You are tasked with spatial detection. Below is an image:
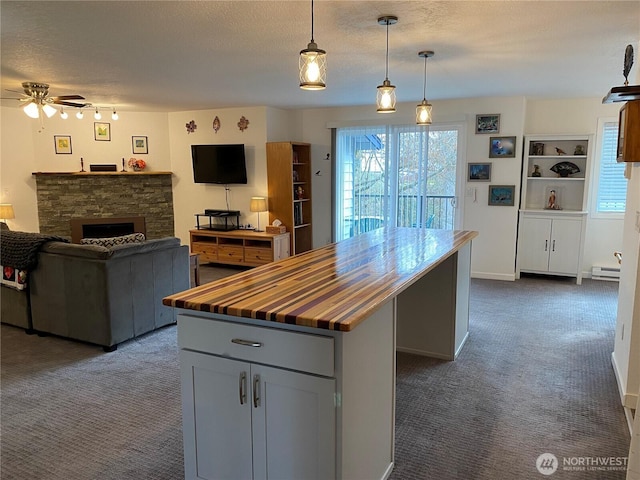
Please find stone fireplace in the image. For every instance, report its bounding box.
[33,172,175,240]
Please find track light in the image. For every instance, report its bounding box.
[376,16,398,113]
[76,110,84,119]
[94,108,102,120]
[60,107,68,119]
[111,108,118,120]
[299,0,326,90]
[416,51,434,125]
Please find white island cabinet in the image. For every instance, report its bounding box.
[165,228,478,480]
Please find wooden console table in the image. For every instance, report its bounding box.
[190,229,290,267]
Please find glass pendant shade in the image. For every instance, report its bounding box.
[300,42,327,90]
[76,110,84,119]
[60,108,68,119]
[416,99,433,125]
[23,102,39,118]
[112,109,119,120]
[377,79,397,113]
[42,104,56,118]
[94,108,102,120]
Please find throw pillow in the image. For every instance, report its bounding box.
[81,232,146,248]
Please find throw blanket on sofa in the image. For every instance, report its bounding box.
[1,231,68,290]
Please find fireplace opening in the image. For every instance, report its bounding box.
[70,216,146,243]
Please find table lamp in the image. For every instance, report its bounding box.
[0,204,15,224]
[250,197,267,232]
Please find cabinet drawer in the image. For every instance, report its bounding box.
[178,314,334,377]
[244,247,272,265]
[217,245,244,263]
[192,242,217,262]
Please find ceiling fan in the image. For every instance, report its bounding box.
[3,81,89,119]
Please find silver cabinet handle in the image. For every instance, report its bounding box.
[231,338,263,348]
[253,374,260,408]
[239,372,247,405]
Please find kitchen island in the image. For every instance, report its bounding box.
[164,227,477,480]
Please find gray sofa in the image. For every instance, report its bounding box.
[28,237,189,351]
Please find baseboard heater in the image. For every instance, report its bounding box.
[591,266,621,281]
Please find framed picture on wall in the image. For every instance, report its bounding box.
[54,135,72,154]
[468,163,492,181]
[489,136,516,158]
[94,122,111,141]
[475,114,500,134]
[488,185,515,206]
[132,136,148,154]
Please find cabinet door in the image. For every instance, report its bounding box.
[251,364,336,480]
[518,217,552,272]
[548,218,582,275]
[180,350,253,480]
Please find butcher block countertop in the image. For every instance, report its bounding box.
[163,227,478,332]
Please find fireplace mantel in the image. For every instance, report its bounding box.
[33,171,173,176]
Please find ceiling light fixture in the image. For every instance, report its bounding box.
[23,102,40,119]
[60,107,68,119]
[111,108,119,121]
[377,15,398,113]
[76,109,84,119]
[416,50,434,125]
[299,0,326,90]
[94,107,102,120]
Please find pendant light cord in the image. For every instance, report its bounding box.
[385,20,390,80]
[423,54,427,100]
[310,0,315,42]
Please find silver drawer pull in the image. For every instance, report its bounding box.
[231,338,263,348]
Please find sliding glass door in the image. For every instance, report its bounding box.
[335,123,463,241]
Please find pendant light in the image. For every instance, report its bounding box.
[299,0,326,90]
[376,16,398,113]
[94,107,102,120]
[416,50,434,125]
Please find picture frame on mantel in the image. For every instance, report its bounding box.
[132,136,148,154]
[54,135,72,154]
[94,122,111,141]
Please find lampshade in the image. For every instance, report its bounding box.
[299,0,326,90]
[42,104,56,118]
[76,110,84,119]
[112,109,119,120]
[376,16,398,113]
[23,102,39,119]
[94,108,102,120]
[250,197,268,212]
[60,108,68,119]
[416,50,434,125]
[0,204,15,221]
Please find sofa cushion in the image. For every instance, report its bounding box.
[81,232,146,247]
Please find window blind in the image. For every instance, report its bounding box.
[596,122,626,213]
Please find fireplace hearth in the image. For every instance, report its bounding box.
[70,216,146,243]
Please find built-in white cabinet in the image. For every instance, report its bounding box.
[516,135,592,284]
[180,350,335,480]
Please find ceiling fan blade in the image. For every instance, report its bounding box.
[54,100,89,107]
[5,89,25,95]
[51,95,85,101]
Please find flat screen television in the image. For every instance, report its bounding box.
[191,144,248,184]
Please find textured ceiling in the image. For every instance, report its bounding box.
[1,1,638,112]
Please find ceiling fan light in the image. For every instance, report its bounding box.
[42,104,57,118]
[300,43,326,90]
[76,110,84,119]
[60,108,68,119]
[111,109,118,120]
[94,108,102,120]
[23,102,40,119]
[416,99,433,125]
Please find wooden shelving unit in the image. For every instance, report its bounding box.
[266,142,313,255]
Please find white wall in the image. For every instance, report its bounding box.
[0,106,170,233]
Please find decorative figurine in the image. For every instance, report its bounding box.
[532,165,542,177]
[532,142,544,156]
[555,147,567,155]
[121,157,126,172]
[547,189,557,209]
[80,157,85,172]
[296,185,304,200]
[574,145,585,156]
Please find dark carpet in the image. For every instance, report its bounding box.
[1,274,630,479]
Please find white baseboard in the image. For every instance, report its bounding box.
[611,352,638,433]
[471,271,516,282]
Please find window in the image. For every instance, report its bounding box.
[593,118,626,216]
[334,123,463,241]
